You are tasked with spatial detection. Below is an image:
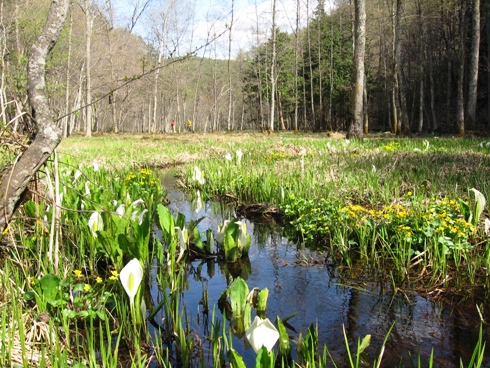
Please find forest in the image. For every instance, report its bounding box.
[1,0,488,137]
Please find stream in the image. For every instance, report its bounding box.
[148,170,490,367]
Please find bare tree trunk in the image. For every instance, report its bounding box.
[103,0,118,133]
[294,0,300,132]
[317,6,323,130]
[0,3,8,127]
[487,0,490,128]
[456,0,466,137]
[63,10,73,138]
[328,5,334,130]
[212,42,218,131]
[446,59,451,131]
[363,83,368,134]
[428,43,438,131]
[227,0,234,131]
[466,0,480,128]
[306,0,315,127]
[349,0,366,138]
[269,0,277,132]
[278,89,286,130]
[84,0,93,137]
[391,0,399,134]
[152,17,168,134]
[417,0,424,134]
[395,0,410,135]
[0,0,70,230]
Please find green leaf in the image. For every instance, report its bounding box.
[39,274,61,304]
[256,288,269,311]
[176,212,186,229]
[255,346,274,368]
[227,348,246,368]
[229,277,248,316]
[23,200,40,219]
[24,291,36,301]
[224,225,238,261]
[358,334,371,355]
[276,317,292,363]
[157,204,175,244]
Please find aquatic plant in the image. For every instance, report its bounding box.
[217,219,251,262]
[119,258,143,311]
[245,316,279,353]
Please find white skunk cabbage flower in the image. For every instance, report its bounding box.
[236,149,243,165]
[88,212,103,237]
[137,209,148,225]
[85,181,91,195]
[131,209,148,225]
[470,188,486,225]
[116,204,125,218]
[194,190,203,213]
[73,170,82,183]
[119,258,143,310]
[225,153,233,162]
[245,316,279,353]
[131,198,145,207]
[175,226,188,263]
[192,166,205,185]
[235,221,249,249]
[216,220,230,245]
[92,160,99,171]
[485,218,490,236]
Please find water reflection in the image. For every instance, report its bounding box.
[151,169,490,367]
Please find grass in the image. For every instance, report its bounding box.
[0,131,489,367]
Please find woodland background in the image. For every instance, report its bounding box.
[0,0,488,136]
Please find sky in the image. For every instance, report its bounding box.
[192,0,332,58]
[116,0,335,59]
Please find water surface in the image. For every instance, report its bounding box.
[149,170,489,367]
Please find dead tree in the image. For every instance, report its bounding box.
[0,0,70,230]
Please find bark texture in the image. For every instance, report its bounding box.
[466,0,480,128]
[0,0,70,230]
[349,0,366,138]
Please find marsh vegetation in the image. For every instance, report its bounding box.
[0,132,489,367]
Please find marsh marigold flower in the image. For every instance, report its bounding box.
[109,270,119,280]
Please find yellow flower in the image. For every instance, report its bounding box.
[109,270,119,280]
[2,226,9,235]
[84,284,91,292]
[73,269,82,278]
[96,277,103,283]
